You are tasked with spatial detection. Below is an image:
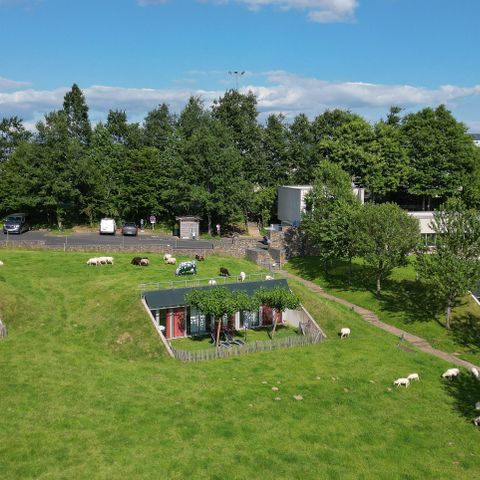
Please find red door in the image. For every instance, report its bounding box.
[262,306,274,325]
[173,308,186,337]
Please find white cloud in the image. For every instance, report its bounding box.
[137,0,358,23]
[1,72,480,129]
[0,76,31,89]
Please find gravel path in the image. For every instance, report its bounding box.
[282,270,480,370]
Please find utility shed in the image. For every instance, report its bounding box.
[176,216,200,239]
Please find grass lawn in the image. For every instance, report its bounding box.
[170,325,300,352]
[286,256,480,366]
[0,250,479,479]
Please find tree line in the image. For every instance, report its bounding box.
[1,84,479,231]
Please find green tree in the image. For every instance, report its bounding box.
[402,105,475,210]
[0,116,30,163]
[302,161,361,274]
[254,287,300,338]
[143,103,175,151]
[416,198,480,329]
[262,114,289,186]
[186,288,254,348]
[62,84,92,144]
[288,113,316,184]
[358,202,420,295]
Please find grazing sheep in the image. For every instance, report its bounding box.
[165,257,177,265]
[442,368,460,380]
[471,367,479,379]
[407,373,420,382]
[163,253,172,261]
[340,327,351,339]
[87,257,100,266]
[195,254,205,261]
[208,279,217,286]
[140,258,150,266]
[394,378,410,388]
[131,257,142,266]
[219,267,230,277]
[265,275,274,280]
[473,416,480,426]
[98,256,114,265]
[239,271,246,283]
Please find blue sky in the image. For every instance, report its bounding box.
[1,0,480,130]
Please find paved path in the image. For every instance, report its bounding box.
[282,270,480,370]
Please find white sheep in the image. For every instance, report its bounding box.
[163,253,172,261]
[87,257,100,266]
[407,373,420,382]
[471,367,479,379]
[140,258,150,266]
[165,257,176,265]
[442,368,460,380]
[265,275,274,280]
[473,416,480,426]
[340,327,351,339]
[239,271,246,283]
[208,279,217,286]
[97,256,114,265]
[393,378,410,388]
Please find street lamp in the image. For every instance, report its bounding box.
[228,70,245,90]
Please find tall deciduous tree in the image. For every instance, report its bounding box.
[302,161,361,274]
[402,105,475,210]
[0,116,30,163]
[416,198,480,329]
[288,113,316,184]
[143,103,175,151]
[358,202,419,295]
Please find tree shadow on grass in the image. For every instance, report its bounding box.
[451,313,480,355]
[442,375,480,422]
[377,278,444,325]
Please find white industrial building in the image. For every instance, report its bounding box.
[277,185,435,243]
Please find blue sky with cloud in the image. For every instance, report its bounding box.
[1,0,480,130]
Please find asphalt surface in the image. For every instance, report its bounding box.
[2,230,215,250]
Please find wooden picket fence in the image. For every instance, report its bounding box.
[170,331,323,363]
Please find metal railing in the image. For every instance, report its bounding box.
[139,272,281,294]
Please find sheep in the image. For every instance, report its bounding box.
[265,275,274,280]
[165,257,177,265]
[393,378,410,388]
[163,253,172,261]
[140,258,150,266]
[473,416,480,426]
[340,327,351,339]
[407,373,420,382]
[471,367,479,379]
[195,254,205,261]
[442,368,460,380]
[208,279,217,286]
[98,256,114,265]
[219,267,230,277]
[131,257,142,265]
[239,271,246,283]
[87,257,100,266]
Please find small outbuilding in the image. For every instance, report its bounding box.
[175,216,201,240]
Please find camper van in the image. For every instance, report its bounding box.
[99,218,116,235]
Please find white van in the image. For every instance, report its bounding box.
[99,218,116,235]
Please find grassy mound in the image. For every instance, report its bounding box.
[0,250,479,479]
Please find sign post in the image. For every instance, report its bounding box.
[149,215,156,230]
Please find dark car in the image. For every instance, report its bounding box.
[3,213,30,234]
[121,222,138,236]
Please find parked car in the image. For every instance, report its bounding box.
[3,213,30,234]
[99,218,116,235]
[121,222,138,236]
